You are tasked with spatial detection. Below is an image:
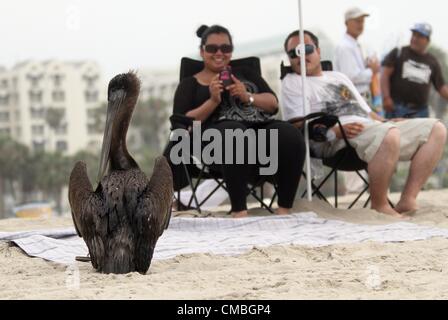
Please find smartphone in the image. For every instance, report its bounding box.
[219,66,233,88]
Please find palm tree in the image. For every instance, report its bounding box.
[32,151,72,215]
[427,44,448,188]
[129,98,170,175]
[71,150,100,184]
[90,102,107,134]
[0,136,29,218]
[45,107,65,130]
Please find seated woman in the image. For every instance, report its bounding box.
[172,24,305,218]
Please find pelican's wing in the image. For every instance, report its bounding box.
[133,156,173,273]
[68,161,107,269]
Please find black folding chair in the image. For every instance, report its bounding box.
[280,60,378,209]
[165,56,278,213]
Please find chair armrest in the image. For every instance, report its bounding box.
[169,114,195,130]
[288,112,341,142]
[287,112,329,125]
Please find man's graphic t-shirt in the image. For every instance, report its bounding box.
[281,71,372,125]
[382,46,445,107]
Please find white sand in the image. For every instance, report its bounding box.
[1,189,448,300]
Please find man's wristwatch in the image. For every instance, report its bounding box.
[247,93,254,106]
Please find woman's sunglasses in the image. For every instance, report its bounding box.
[287,44,315,59]
[203,44,234,54]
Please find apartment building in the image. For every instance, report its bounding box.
[0,60,105,155]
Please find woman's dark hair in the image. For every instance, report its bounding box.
[283,30,319,52]
[196,24,233,47]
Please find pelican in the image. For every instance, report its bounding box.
[68,72,173,274]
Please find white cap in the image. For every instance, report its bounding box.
[345,7,369,22]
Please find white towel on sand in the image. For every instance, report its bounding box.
[2,212,448,265]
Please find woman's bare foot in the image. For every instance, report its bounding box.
[371,204,408,219]
[232,210,248,218]
[276,207,290,215]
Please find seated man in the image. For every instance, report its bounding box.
[280,29,447,217]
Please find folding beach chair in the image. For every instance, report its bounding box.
[164,57,278,213]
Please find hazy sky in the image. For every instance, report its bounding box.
[1,0,447,79]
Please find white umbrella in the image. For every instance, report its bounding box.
[298,0,312,201]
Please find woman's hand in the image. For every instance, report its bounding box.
[227,75,250,103]
[209,74,223,104]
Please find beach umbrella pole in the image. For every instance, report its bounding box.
[298,0,312,201]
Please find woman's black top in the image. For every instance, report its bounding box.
[173,66,278,126]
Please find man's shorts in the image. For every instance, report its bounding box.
[318,118,440,163]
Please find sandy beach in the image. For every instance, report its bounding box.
[1,189,448,300]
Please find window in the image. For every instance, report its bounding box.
[32,141,45,152]
[85,91,98,103]
[53,74,63,87]
[0,128,11,137]
[54,124,68,135]
[87,123,99,134]
[0,95,9,106]
[27,74,42,87]
[0,79,7,89]
[0,112,10,122]
[83,74,98,87]
[30,107,45,119]
[11,93,19,105]
[87,108,96,117]
[32,125,44,135]
[29,91,43,103]
[56,140,68,152]
[52,91,65,102]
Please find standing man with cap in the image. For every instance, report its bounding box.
[334,7,380,194]
[381,23,448,118]
[334,7,380,107]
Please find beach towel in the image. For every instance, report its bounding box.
[2,212,448,265]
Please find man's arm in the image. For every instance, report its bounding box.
[334,46,374,86]
[330,122,365,139]
[370,111,385,122]
[280,76,306,123]
[381,66,395,112]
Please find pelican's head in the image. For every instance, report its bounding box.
[107,72,140,101]
[97,72,141,183]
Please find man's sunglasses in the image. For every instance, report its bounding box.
[203,44,234,54]
[287,44,315,59]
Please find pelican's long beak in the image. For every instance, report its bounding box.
[97,89,126,183]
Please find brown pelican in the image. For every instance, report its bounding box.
[68,72,173,274]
